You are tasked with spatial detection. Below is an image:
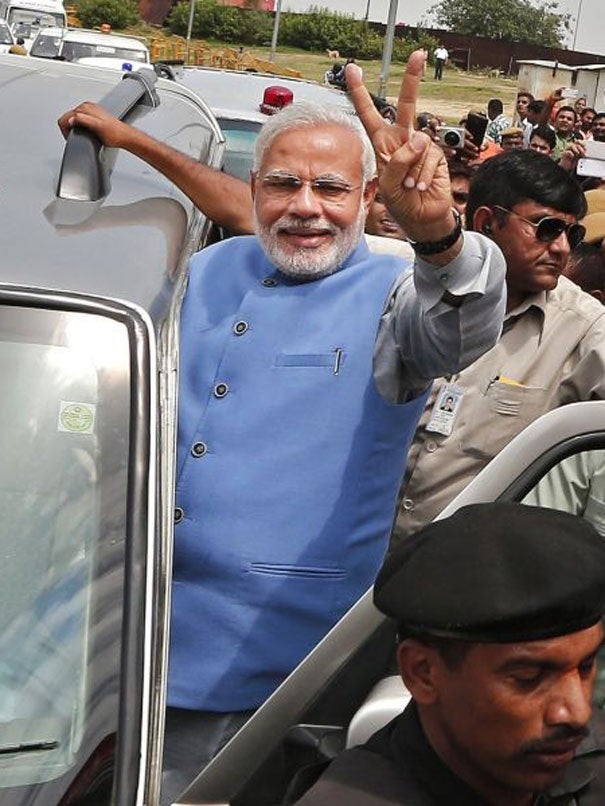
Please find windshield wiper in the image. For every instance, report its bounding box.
[0,740,58,755]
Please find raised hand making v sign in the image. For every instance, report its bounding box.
[346,50,461,264]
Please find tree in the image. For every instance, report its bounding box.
[427,0,571,48]
[74,0,139,29]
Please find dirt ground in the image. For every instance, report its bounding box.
[388,72,520,123]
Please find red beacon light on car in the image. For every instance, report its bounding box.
[260,86,294,115]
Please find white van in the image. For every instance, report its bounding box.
[30,26,150,68]
[0,0,66,49]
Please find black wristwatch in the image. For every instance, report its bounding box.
[408,209,462,256]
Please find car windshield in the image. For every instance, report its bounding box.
[0,304,130,802]
[61,40,148,63]
[217,118,261,181]
[0,24,12,44]
[8,9,63,28]
[29,31,61,56]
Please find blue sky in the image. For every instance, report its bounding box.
[282,0,602,58]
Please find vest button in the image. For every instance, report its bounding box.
[233,320,249,336]
[402,498,414,511]
[174,507,184,524]
[191,441,207,457]
[214,382,229,398]
[261,277,277,287]
[426,441,437,453]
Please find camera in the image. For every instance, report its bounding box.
[436,126,466,150]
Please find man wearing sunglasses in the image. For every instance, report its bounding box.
[393,148,605,546]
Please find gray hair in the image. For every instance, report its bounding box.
[252,101,376,183]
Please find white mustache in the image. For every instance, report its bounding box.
[273,216,338,234]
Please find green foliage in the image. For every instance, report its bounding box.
[279,6,361,54]
[167,2,434,59]
[392,31,439,63]
[74,0,139,29]
[427,0,571,48]
[167,0,272,46]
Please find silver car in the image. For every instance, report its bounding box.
[0,54,223,805]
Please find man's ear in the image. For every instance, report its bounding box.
[473,206,496,237]
[250,170,257,201]
[363,176,379,213]
[397,639,441,706]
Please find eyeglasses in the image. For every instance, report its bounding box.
[259,173,361,204]
[493,205,585,249]
[452,191,468,204]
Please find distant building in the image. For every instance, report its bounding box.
[517,60,575,101]
[138,0,172,26]
[517,59,605,111]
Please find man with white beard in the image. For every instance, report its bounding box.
[60,52,507,802]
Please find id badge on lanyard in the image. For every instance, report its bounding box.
[426,382,464,436]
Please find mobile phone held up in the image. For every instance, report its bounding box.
[465,112,489,147]
[577,140,605,178]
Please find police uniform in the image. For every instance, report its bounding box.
[294,704,605,805]
[293,503,605,805]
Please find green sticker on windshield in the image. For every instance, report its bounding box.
[58,401,95,435]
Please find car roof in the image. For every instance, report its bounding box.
[32,25,64,36]
[7,0,64,10]
[178,65,355,125]
[62,28,148,50]
[0,56,223,323]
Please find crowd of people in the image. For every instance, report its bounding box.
[59,51,605,804]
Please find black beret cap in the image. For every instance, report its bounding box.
[375,503,605,643]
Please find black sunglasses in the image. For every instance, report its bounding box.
[493,205,585,249]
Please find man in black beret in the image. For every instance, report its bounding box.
[294,503,605,805]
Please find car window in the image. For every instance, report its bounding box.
[0,304,131,802]
[522,449,605,702]
[30,32,61,57]
[59,39,149,64]
[217,117,261,181]
[8,10,62,28]
[522,450,605,535]
[0,24,12,44]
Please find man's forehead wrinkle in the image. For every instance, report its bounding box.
[488,633,605,672]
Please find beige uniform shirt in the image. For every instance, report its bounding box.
[393,276,605,543]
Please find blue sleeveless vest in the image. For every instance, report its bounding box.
[169,237,428,711]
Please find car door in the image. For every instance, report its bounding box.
[177,400,605,805]
[0,290,158,805]
[0,55,225,806]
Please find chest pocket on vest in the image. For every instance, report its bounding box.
[244,563,347,622]
[461,380,549,460]
[274,351,345,370]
